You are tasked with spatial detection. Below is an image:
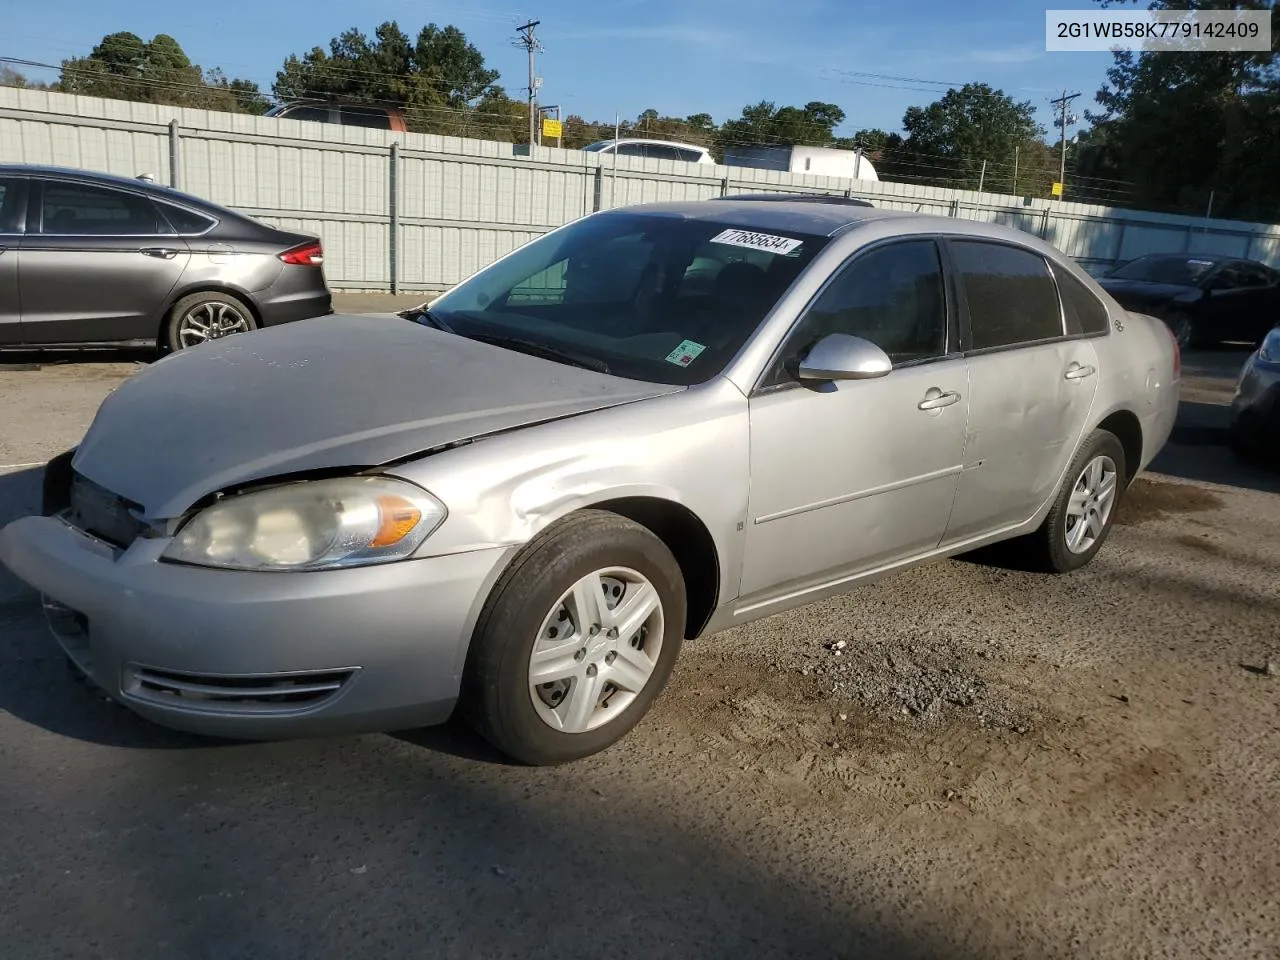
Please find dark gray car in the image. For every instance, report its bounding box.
[0,165,332,351]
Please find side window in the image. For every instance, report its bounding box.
[614,143,648,158]
[0,179,20,232]
[1235,263,1272,288]
[156,202,216,235]
[507,260,568,306]
[503,233,655,308]
[1052,264,1110,336]
[764,240,948,386]
[338,106,391,129]
[40,182,170,236]
[1208,264,1243,290]
[279,105,331,124]
[677,148,705,164]
[950,240,1063,350]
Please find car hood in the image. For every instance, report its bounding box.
[1096,278,1200,303]
[72,314,684,518]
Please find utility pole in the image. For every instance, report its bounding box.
[1050,89,1081,198]
[514,20,541,147]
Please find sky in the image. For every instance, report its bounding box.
[4,0,1119,139]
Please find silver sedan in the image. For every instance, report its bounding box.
[0,199,1181,764]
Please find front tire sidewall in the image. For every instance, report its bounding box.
[464,512,687,765]
[1042,430,1127,573]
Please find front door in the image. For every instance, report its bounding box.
[941,239,1100,544]
[740,238,970,605]
[18,178,190,345]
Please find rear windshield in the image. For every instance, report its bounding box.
[424,212,830,385]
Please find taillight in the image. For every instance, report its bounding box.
[279,241,324,266]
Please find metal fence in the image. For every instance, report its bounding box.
[3,86,1279,292]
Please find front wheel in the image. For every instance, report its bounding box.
[462,510,687,765]
[1009,429,1127,574]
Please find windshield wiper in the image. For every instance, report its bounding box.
[465,333,612,375]
[398,305,455,333]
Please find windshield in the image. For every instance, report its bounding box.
[1108,255,1217,286]
[423,212,830,385]
[581,141,613,152]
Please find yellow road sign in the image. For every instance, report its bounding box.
[542,118,563,139]
[1051,181,1064,197]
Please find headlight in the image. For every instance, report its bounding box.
[1259,328,1280,363]
[162,476,446,571]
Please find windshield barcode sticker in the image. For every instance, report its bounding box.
[709,229,804,255]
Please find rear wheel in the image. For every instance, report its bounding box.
[462,510,686,765]
[1007,429,1127,574]
[164,291,258,352]
[1165,310,1201,350]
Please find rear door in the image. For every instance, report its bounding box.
[18,177,191,345]
[940,239,1101,545]
[0,177,24,345]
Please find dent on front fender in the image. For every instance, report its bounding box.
[386,383,752,587]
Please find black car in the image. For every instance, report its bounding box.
[1228,324,1280,468]
[0,165,333,352]
[1096,253,1280,350]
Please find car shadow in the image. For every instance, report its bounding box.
[0,347,156,370]
[1155,400,1280,494]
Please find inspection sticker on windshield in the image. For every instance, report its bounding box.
[665,339,707,367]
[709,228,804,256]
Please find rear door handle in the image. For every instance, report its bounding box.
[140,247,179,260]
[1064,363,1096,381]
[918,388,962,411]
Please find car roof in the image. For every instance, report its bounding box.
[586,138,710,152]
[0,163,246,218]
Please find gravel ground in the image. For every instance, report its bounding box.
[1,346,1278,959]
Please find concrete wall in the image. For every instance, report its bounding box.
[3,86,1279,292]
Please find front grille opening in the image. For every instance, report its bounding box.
[126,666,356,712]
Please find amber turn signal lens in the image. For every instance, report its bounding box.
[369,495,423,548]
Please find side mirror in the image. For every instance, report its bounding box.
[798,333,892,382]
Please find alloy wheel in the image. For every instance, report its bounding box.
[178,300,252,348]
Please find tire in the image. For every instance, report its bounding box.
[462,509,687,766]
[164,291,259,353]
[1165,310,1203,350]
[1009,429,1127,574]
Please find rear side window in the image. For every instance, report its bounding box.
[157,202,216,235]
[1053,264,1110,335]
[677,148,707,163]
[40,181,170,235]
[950,240,1063,350]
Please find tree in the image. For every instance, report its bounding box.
[273,21,500,135]
[1085,0,1280,217]
[56,32,265,113]
[894,82,1043,192]
[0,65,53,90]
[714,100,846,158]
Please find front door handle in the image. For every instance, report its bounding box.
[140,247,179,260]
[1064,362,1096,381]
[918,388,962,411]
